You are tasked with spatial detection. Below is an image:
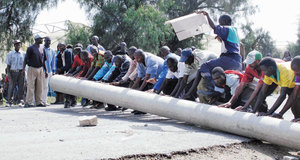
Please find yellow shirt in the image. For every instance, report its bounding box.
[263,62,295,88]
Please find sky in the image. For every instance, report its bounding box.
[35,0,300,48]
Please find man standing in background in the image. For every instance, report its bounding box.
[42,37,55,106]
[5,40,26,107]
[23,35,48,107]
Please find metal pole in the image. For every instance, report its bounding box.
[50,75,300,150]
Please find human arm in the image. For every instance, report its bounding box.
[252,83,269,113]
[199,11,215,30]
[131,77,141,89]
[156,78,169,94]
[236,82,263,111]
[170,78,183,97]
[261,87,289,116]
[219,82,246,108]
[139,74,151,91]
[87,66,100,80]
[273,86,300,118]
[182,70,201,99]
[174,75,188,98]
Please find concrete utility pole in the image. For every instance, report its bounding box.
[50,75,300,150]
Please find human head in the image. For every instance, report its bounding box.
[284,51,291,57]
[219,14,232,26]
[175,48,182,56]
[134,49,145,63]
[44,36,51,48]
[166,56,178,72]
[104,50,113,63]
[127,46,137,60]
[80,50,89,62]
[57,43,62,51]
[60,43,66,52]
[114,55,125,68]
[91,36,99,45]
[90,45,98,57]
[259,57,277,77]
[66,44,73,49]
[191,46,196,51]
[34,34,43,45]
[244,50,263,69]
[74,43,83,55]
[291,56,300,76]
[13,40,21,52]
[179,48,193,65]
[160,46,170,58]
[120,42,127,51]
[211,67,226,87]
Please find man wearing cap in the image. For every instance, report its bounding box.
[42,37,55,106]
[5,40,26,107]
[174,48,217,100]
[23,35,48,107]
[218,51,266,109]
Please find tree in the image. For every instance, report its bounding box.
[0,0,58,60]
[240,22,277,57]
[77,0,256,54]
[65,21,92,48]
[287,20,300,57]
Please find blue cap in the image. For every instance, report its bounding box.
[179,48,193,62]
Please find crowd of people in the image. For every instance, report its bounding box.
[1,11,299,123]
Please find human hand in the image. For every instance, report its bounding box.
[271,113,283,119]
[257,112,270,117]
[218,102,232,108]
[110,82,120,86]
[196,11,208,16]
[45,73,48,78]
[146,78,156,84]
[235,106,248,112]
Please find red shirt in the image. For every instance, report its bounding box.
[78,56,93,77]
[72,54,83,68]
[241,58,285,84]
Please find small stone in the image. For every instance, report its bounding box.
[144,124,148,127]
[283,156,299,160]
[59,139,64,142]
[79,115,98,126]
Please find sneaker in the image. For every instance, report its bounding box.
[64,102,70,108]
[45,103,50,106]
[18,103,23,107]
[5,103,11,107]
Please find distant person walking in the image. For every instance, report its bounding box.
[5,40,26,107]
[23,35,48,107]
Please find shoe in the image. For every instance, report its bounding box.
[18,103,23,107]
[5,103,11,107]
[45,103,50,106]
[121,107,128,111]
[24,104,34,108]
[64,102,70,108]
[36,104,46,107]
[105,105,119,111]
[91,103,104,109]
[52,101,64,104]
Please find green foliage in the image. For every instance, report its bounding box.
[76,0,256,54]
[65,22,92,48]
[0,0,58,60]
[287,21,300,57]
[241,23,277,57]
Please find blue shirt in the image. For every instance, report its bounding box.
[153,53,180,90]
[44,46,56,73]
[93,61,113,81]
[137,52,164,79]
[214,25,240,54]
[5,50,26,70]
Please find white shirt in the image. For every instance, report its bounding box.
[166,62,185,79]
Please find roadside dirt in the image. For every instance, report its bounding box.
[113,141,300,160]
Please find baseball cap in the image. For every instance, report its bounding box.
[179,48,193,62]
[244,50,262,65]
[34,34,44,40]
[13,40,21,44]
